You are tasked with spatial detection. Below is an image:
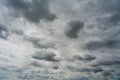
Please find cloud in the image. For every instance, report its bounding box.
[71,77,88,80]
[67,65,104,73]
[31,61,41,67]
[101,71,112,77]
[84,38,120,50]
[79,67,104,73]
[25,36,55,49]
[32,51,60,62]
[12,30,24,35]
[52,65,59,69]
[99,0,120,25]
[74,54,96,61]
[0,25,8,39]
[93,59,120,67]
[0,0,120,80]
[8,0,57,23]
[32,41,55,49]
[65,20,84,38]
[108,13,120,25]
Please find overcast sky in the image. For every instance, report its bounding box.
[0,0,120,80]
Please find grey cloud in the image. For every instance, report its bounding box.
[12,30,24,35]
[74,54,96,61]
[25,36,40,43]
[101,71,112,77]
[65,20,84,38]
[84,41,106,50]
[78,67,104,73]
[68,65,103,73]
[32,51,60,62]
[31,61,42,67]
[25,36,55,49]
[0,25,8,39]
[70,77,88,80]
[8,0,57,23]
[93,60,120,67]
[88,0,120,24]
[84,38,120,50]
[33,42,55,49]
[1,0,120,80]
[52,65,59,70]
[8,0,29,9]
[108,13,120,25]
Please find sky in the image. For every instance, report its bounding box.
[0,0,120,80]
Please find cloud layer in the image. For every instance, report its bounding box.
[0,0,120,80]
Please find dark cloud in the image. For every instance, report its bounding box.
[32,51,60,62]
[65,20,84,38]
[0,25,8,39]
[79,67,104,73]
[101,71,112,77]
[74,54,96,61]
[84,38,120,50]
[72,77,88,80]
[100,0,120,25]
[68,66,103,73]
[8,0,29,9]
[84,41,104,50]
[93,60,120,67]
[108,13,120,25]
[33,42,55,49]
[81,0,120,51]
[8,0,57,23]
[31,61,41,67]
[52,65,59,70]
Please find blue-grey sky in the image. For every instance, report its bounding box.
[0,0,120,80]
